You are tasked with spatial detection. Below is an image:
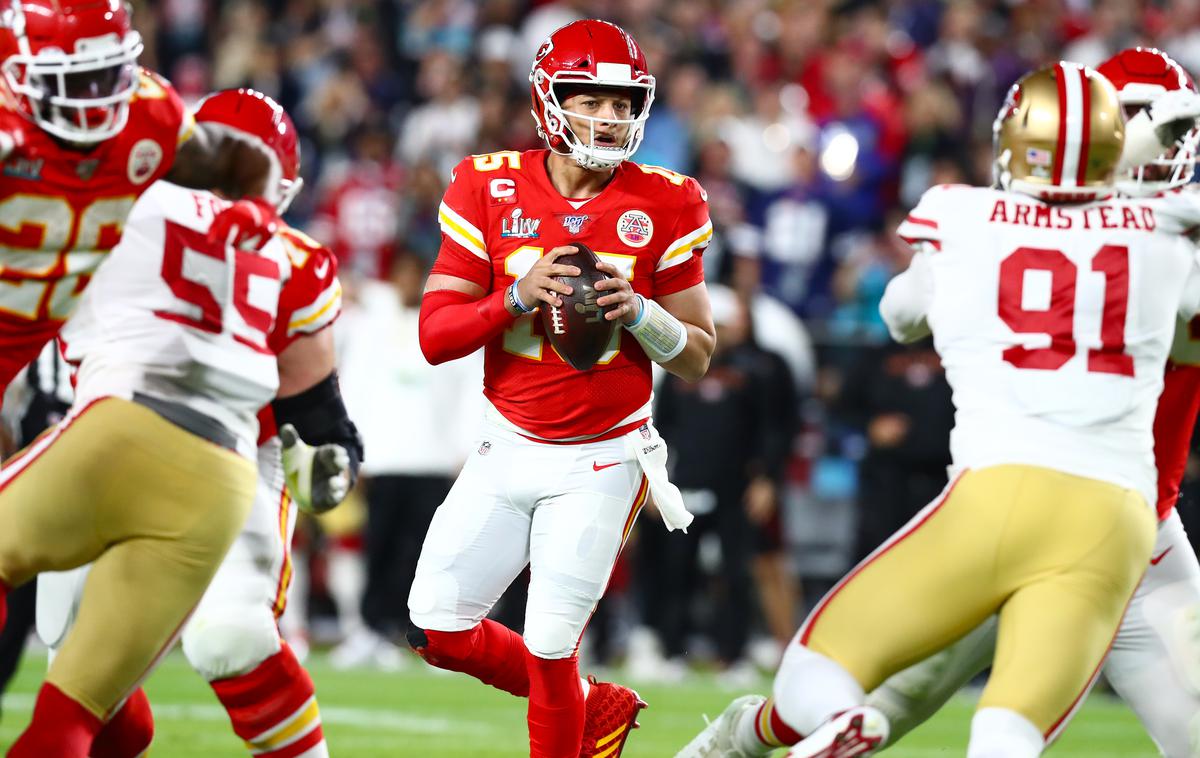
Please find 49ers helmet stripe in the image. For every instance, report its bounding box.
[1053,62,1089,188]
[1078,70,1092,187]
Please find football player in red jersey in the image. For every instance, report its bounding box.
[0,0,282,398]
[408,19,715,758]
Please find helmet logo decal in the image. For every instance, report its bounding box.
[127,138,162,184]
[617,209,653,248]
[535,38,553,63]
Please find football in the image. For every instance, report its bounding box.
[540,242,618,371]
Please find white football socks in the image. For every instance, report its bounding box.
[772,644,866,736]
[967,707,1044,758]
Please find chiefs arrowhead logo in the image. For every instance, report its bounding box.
[127,138,163,185]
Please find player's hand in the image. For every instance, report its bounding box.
[1146,88,1200,147]
[515,245,581,309]
[595,260,641,324]
[208,196,280,252]
[279,423,353,514]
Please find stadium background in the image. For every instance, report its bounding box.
[2,0,1199,755]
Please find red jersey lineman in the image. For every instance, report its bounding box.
[408,19,715,758]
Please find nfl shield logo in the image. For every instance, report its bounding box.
[478,441,492,456]
[639,424,651,441]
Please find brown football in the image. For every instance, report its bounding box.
[540,242,618,371]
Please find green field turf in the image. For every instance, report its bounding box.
[0,651,1161,756]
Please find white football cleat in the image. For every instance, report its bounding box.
[786,706,889,758]
[675,694,767,758]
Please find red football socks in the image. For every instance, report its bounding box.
[209,644,326,757]
[8,682,102,757]
[755,698,804,747]
[526,652,585,758]
[414,620,531,697]
[90,687,154,758]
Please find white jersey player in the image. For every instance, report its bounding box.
[61,178,288,454]
[849,49,1200,758]
[36,90,357,758]
[680,62,1200,758]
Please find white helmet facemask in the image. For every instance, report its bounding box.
[3,28,142,144]
[530,65,655,171]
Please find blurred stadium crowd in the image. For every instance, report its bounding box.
[118,0,1200,679]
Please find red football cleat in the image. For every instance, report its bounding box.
[579,676,647,757]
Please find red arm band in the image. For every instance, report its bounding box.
[419,288,514,364]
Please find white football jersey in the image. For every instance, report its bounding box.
[62,181,290,457]
[886,184,1200,504]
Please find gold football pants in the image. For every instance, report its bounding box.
[0,396,255,718]
[799,464,1156,738]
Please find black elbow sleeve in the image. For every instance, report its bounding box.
[271,370,364,478]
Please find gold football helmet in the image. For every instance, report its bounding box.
[993,62,1125,201]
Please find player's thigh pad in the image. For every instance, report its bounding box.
[524,436,646,658]
[408,429,538,632]
[979,466,1155,738]
[1105,510,1200,757]
[44,398,257,717]
[36,565,92,650]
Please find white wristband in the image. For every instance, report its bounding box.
[625,294,688,363]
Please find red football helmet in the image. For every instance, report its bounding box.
[194,88,302,213]
[529,20,655,171]
[0,0,143,143]
[1097,47,1199,196]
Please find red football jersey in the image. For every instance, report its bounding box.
[1154,318,1200,519]
[0,67,191,390]
[256,225,343,445]
[431,149,711,440]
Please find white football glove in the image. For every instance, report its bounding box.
[279,423,352,514]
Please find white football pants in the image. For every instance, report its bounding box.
[407,418,648,659]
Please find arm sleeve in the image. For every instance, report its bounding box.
[431,158,493,290]
[418,288,514,365]
[654,177,711,296]
[880,247,935,343]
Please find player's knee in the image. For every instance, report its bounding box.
[182,606,280,682]
[522,619,578,660]
[408,622,472,659]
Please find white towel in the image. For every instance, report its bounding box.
[625,422,693,532]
